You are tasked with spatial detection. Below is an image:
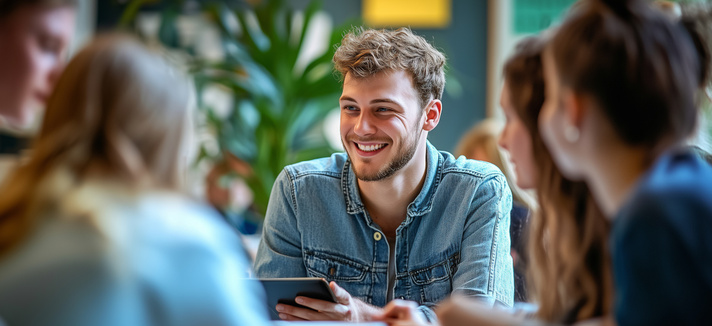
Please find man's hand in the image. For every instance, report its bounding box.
[275,281,381,321]
[374,299,434,326]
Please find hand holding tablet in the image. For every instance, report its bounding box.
[260,277,383,321]
[259,277,338,320]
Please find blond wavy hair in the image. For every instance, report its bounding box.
[333,27,446,109]
[0,34,192,256]
[503,36,613,322]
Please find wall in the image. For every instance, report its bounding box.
[290,0,489,152]
[97,0,489,153]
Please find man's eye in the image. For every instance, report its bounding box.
[376,107,390,112]
[343,105,358,111]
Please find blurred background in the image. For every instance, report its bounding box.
[67,0,708,233]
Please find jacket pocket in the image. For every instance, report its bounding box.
[409,253,460,304]
[303,250,372,303]
[304,250,367,282]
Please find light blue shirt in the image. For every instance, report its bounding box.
[0,185,270,326]
[255,142,514,315]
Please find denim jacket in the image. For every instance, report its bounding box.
[255,142,514,312]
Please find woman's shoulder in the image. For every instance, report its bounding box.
[82,188,244,265]
[614,149,712,247]
[630,150,712,210]
[0,186,245,283]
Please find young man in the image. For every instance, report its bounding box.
[254,28,514,322]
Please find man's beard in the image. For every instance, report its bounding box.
[346,131,421,182]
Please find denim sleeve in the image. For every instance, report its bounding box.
[451,174,514,307]
[253,169,307,278]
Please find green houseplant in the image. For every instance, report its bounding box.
[120,0,356,222]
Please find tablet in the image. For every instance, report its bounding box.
[259,277,338,320]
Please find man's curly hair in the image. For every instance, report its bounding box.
[333,27,446,109]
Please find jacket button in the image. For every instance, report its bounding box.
[373,232,382,241]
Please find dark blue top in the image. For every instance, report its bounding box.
[510,202,529,303]
[612,149,712,326]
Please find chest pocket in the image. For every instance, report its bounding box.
[409,252,460,305]
[304,250,368,282]
[303,250,372,303]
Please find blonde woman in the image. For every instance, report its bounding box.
[0,35,269,326]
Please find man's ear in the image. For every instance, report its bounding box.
[422,99,442,131]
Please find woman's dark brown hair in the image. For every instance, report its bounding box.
[549,0,699,150]
[503,36,613,323]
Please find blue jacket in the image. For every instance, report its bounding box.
[612,149,712,326]
[255,142,514,314]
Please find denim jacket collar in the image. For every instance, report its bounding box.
[342,141,441,217]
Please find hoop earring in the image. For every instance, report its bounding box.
[564,124,580,143]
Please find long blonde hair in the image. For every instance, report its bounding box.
[504,36,613,322]
[0,34,192,256]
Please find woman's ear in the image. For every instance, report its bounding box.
[562,89,587,130]
[422,99,442,131]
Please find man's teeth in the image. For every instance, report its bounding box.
[357,143,386,152]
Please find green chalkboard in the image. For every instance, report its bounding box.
[513,0,577,34]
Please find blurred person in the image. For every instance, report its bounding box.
[377,35,612,326]
[0,34,270,326]
[454,118,535,303]
[540,0,712,325]
[255,27,514,322]
[660,2,712,166]
[498,36,612,324]
[655,1,712,152]
[0,0,76,181]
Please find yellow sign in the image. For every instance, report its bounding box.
[363,0,452,28]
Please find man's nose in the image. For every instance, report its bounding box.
[354,112,376,136]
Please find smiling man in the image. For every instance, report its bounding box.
[254,27,513,322]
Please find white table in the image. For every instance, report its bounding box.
[273,322,387,326]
